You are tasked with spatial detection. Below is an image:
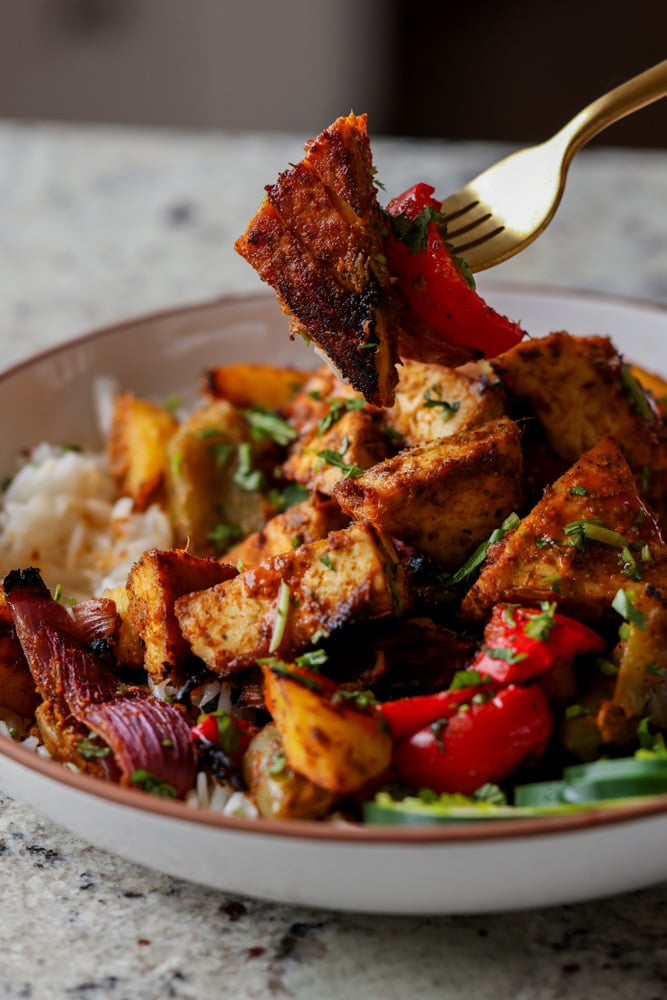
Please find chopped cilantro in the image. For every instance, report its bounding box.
[207,522,242,553]
[233,442,265,492]
[612,588,647,631]
[422,386,461,420]
[244,408,298,447]
[129,769,177,798]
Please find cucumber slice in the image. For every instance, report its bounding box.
[564,756,667,782]
[363,792,580,825]
[561,772,667,803]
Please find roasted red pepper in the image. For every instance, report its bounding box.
[384,182,524,359]
[392,683,553,796]
[379,683,494,741]
[469,603,605,686]
[191,710,257,764]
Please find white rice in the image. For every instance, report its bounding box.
[0,442,172,602]
[0,414,251,815]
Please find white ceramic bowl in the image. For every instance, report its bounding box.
[1,285,667,915]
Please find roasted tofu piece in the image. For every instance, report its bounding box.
[462,437,667,622]
[334,417,522,568]
[175,522,408,674]
[126,548,238,684]
[384,359,506,447]
[609,584,667,729]
[235,114,402,407]
[166,399,275,554]
[102,584,145,669]
[261,662,392,795]
[201,363,306,410]
[227,497,349,569]
[492,332,667,524]
[283,408,393,497]
[243,722,336,820]
[107,393,178,511]
[281,365,366,439]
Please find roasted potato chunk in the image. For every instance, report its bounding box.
[226,497,349,569]
[462,436,667,622]
[166,399,275,554]
[383,359,506,447]
[283,408,393,496]
[107,393,178,511]
[243,723,336,820]
[335,417,522,567]
[262,662,392,795]
[127,548,237,684]
[201,363,306,410]
[611,584,667,729]
[175,522,408,674]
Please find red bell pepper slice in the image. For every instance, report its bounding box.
[392,683,553,796]
[191,710,257,763]
[379,683,493,741]
[384,182,525,358]
[470,603,605,686]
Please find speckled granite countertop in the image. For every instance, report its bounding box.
[1,122,667,1000]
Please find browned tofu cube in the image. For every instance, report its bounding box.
[175,522,408,674]
[127,548,238,683]
[492,332,667,525]
[281,365,365,439]
[102,585,145,669]
[383,359,506,447]
[107,394,178,511]
[335,417,522,568]
[283,409,392,496]
[201,363,306,410]
[462,436,667,622]
[226,497,349,568]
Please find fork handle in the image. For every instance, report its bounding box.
[555,59,667,165]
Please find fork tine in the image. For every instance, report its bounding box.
[447,216,506,256]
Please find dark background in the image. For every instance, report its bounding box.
[0,0,663,147]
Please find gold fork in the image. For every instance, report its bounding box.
[441,59,667,272]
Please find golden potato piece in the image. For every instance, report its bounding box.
[107,393,178,511]
[262,662,392,795]
[611,584,667,729]
[243,723,336,820]
[383,359,506,447]
[175,522,408,674]
[201,363,306,410]
[462,437,667,622]
[166,399,274,554]
[335,417,522,568]
[127,548,237,684]
[227,497,349,569]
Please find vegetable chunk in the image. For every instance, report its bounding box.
[107,394,178,511]
[492,332,667,525]
[235,114,401,406]
[127,548,237,684]
[462,437,667,621]
[175,522,408,674]
[262,662,392,795]
[334,417,523,567]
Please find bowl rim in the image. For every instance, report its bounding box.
[2,284,667,847]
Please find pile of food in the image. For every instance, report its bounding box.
[2,113,667,825]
